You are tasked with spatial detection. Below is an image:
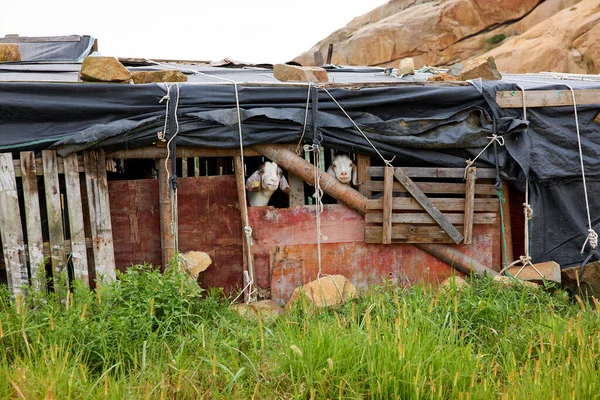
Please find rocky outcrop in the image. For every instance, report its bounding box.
[294,0,600,74]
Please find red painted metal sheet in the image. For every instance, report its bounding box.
[108,179,161,272]
[177,176,244,294]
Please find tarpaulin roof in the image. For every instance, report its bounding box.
[1,60,600,268]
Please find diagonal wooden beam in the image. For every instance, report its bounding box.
[393,168,464,244]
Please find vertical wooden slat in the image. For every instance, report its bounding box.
[181,158,188,178]
[42,150,66,276]
[500,180,514,266]
[20,152,45,289]
[234,156,252,303]
[382,165,393,244]
[84,150,116,281]
[0,153,29,295]
[63,154,89,286]
[194,157,200,176]
[157,157,174,268]
[463,167,477,245]
[288,174,305,206]
[356,154,371,197]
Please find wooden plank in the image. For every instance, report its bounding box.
[0,153,29,295]
[500,181,514,266]
[104,146,291,159]
[234,156,253,302]
[366,197,499,212]
[365,212,496,225]
[365,180,496,196]
[463,167,477,245]
[364,226,457,244]
[42,150,66,277]
[382,166,393,244]
[157,157,174,268]
[356,155,371,197]
[496,89,600,108]
[393,168,464,244]
[181,158,188,178]
[194,157,200,177]
[508,261,561,283]
[63,154,90,286]
[84,150,117,281]
[368,166,497,179]
[19,152,45,289]
[13,157,83,177]
[288,173,305,206]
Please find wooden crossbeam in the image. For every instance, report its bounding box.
[496,89,600,108]
[393,168,464,244]
[368,166,496,179]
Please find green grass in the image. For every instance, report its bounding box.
[1,264,599,399]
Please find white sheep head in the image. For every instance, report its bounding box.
[245,161,290,206]
[327,154,357,186]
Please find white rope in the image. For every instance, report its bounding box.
[320,86,395,168]
[464,134,505,179]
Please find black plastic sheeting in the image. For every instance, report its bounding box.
[1,79,600,267]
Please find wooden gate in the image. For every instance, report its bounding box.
[364,166,499,245]
[0,149,116,295]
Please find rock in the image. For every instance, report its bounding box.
[562,261,600,299]
[180,251,212,279]
[508,261,561,283]
[285,275,356,310]
[396,57,415,76]
[427,72,458,82]
[0,44,21,62]
[594,112,600,126]
[439,276,470,291]
[273,64,328,83]
[457,56,502,81]
[447,63,463,77]
[231,300,284,321]
[493,275,539,289]
[79,56,132,83]
[132,70,188,84]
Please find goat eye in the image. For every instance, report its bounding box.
[332,164,337,169]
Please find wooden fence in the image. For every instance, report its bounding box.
[0,149,116,295]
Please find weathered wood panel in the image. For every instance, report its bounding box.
[108,179,162,271]
[496,89,600,108]
[365,212,496,225]
[364,181,496,196]
[19,152,45,288]
[42,150,66,276]
[382,166,393,244]
[368,167,496,179]
[63,154,89,285]
[270,223,500,304]
[84,150,116,281]
[463,167,477,245]
[157,158,174,267]
[177,175,245,294]
[366,197,498,212]
[0,153,29,294]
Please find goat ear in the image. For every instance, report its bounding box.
[246,169,262,192]
[326,165,335,177]
[278,170,291,194]
[351,164,358,186]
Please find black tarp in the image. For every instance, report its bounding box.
[1,77,600,267]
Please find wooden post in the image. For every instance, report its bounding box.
[382,166,393,244]
[19,152,45,289]
[181,158,188,178]
[500,180,514,266]
[463,167,476,244]
[234,156,252,303]
[253,144,368,214]
[63,154,90,286]
[83,150,116,281]
[356,154,371,197]
[158,157,174,268]
[415,243,498,277]
[0,153,29,295]
[42,150,66,277]
[288,174,305,206]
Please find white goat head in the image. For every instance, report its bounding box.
[327,154,357,186]
[245,161,290,206]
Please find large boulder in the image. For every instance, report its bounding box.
[0,44,21,62]
[285,275,356,310]
[132,70,188,84]
[80,56,133,83]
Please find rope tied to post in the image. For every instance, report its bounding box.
[464,134,505,179]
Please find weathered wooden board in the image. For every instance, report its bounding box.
[382,166,393,244]
[366,197,498,212]
[368,167,497,179]
[365,212,496,225]
[0,153,29,294]
[463,167,477,244]
[108,179,162,271]
[496,89,600,108]
[42,150,66,276]
[177,175,245,294]
[158,158,174,267]
[364,181,496,196]
[84,150,116,281]
[19,152,45,288]
[356,154,371,197]
[63,154,89,285]
[13,157,83,177]
[288,173,305,206]
[270,223,500,305]
[365,225,459,244]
